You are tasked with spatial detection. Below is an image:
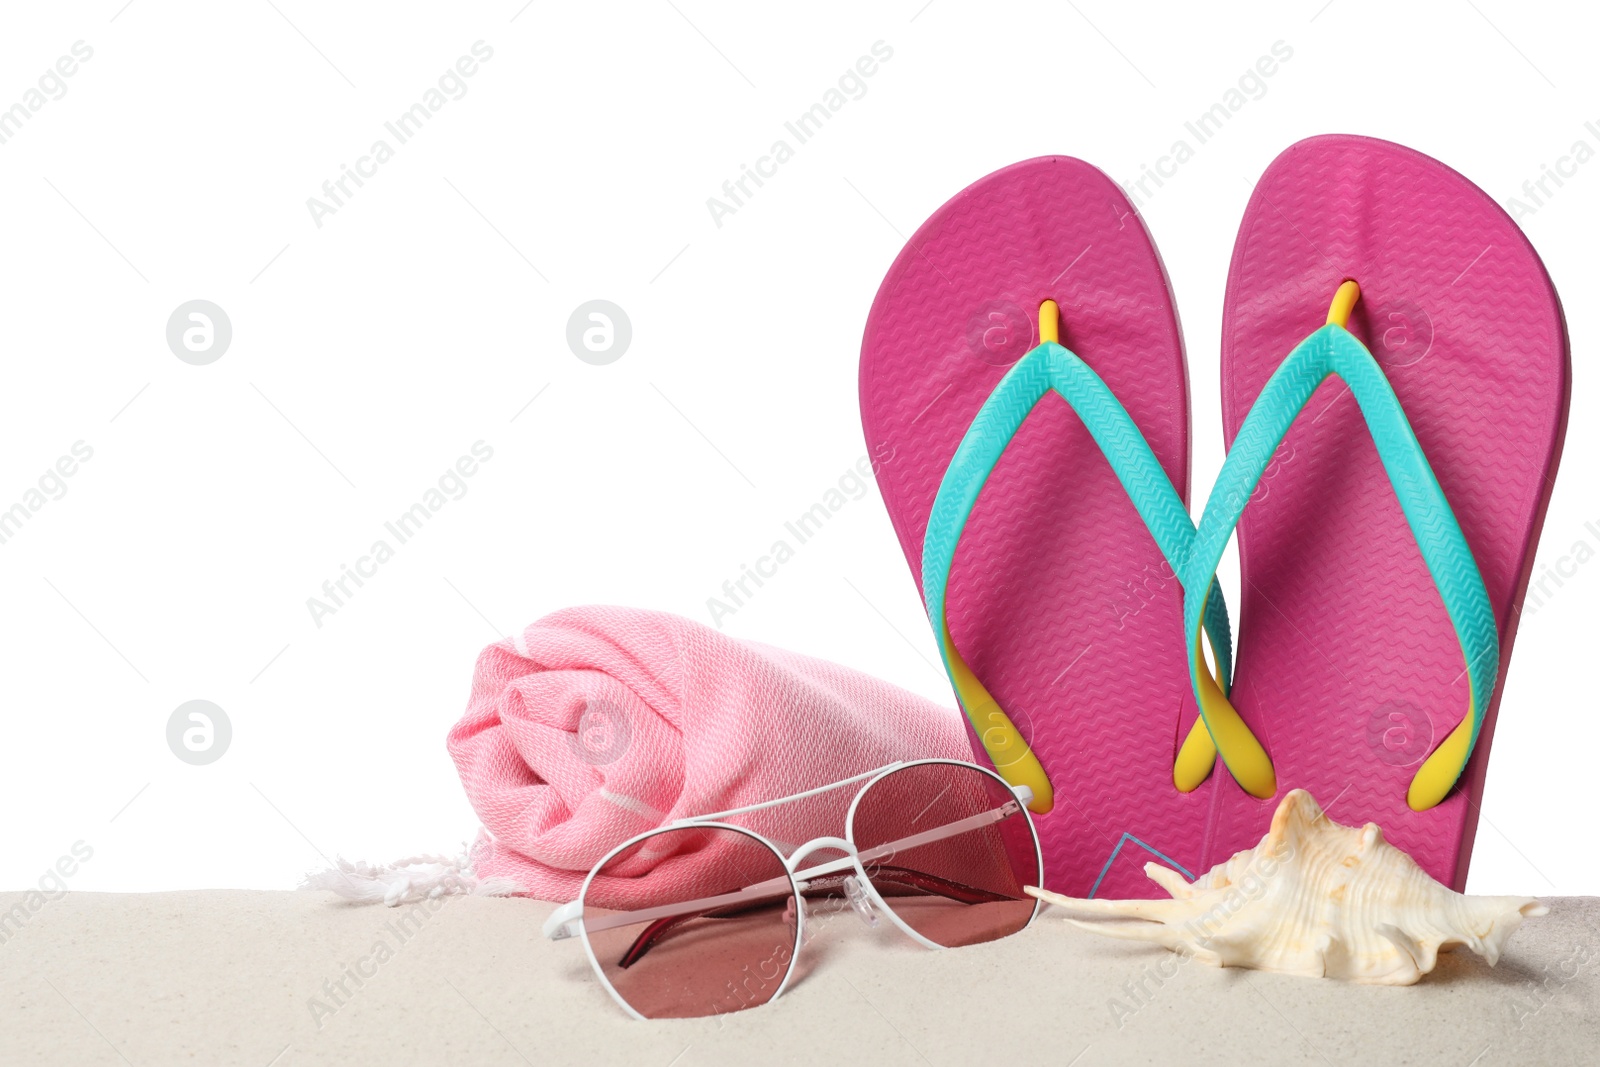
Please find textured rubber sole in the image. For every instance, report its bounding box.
[860,156,1215,898]
[1214,134,1570,889]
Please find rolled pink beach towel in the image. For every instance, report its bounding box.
[447,606,969,908]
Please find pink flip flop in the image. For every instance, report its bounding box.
[859,157,1240,898]
[1194,134,1570,889]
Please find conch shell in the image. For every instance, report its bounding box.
[1027,789,1547,985]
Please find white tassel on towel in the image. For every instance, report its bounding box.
[302,848,522,907]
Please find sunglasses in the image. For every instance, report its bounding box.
[543,757,1043,1019]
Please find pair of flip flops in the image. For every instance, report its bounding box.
[859,135,1569,898]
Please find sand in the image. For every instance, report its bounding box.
[3,890,1595,1065]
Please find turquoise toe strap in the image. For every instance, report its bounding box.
[921,336,1243,812]
[1181,307,1497,810]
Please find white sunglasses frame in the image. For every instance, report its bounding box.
[543,757,1043,1020]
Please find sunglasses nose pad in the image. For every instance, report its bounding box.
[843,874,880,929]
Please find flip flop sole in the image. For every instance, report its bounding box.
[860,157,1213,897]
[1217,134,1569,889]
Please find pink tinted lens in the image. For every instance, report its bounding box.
[850,762,1039,947]
[582,826,799,1019]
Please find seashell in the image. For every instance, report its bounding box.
[1026,789,1547,985]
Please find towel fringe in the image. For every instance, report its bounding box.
[302,841,523,907]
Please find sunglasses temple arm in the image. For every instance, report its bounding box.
[547,876,797,939]
[543,900,584,940]
[846,795,1027,872]
[546,790,1031,941]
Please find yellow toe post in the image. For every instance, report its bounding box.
[1325,275,1476,813]
[926,292,1065,815]
[1172,628,1226,792]
[942,624,1054,813]
[1407,716,1475,811]
[1192,638,1276,797]
[1177,280,1360,798]
[1185,590,1276,798]
[1039,300,1060,345]
[1326,280,1361,329]
[1173,717,1218,792]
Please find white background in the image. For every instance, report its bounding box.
[0,0,1593,897]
